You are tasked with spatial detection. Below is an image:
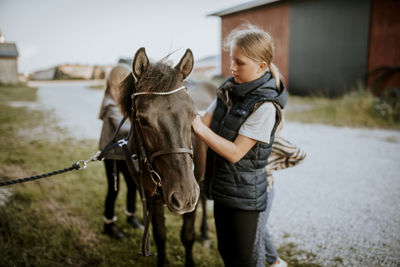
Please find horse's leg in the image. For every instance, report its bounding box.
[182,209,197,267]
[152,199,169,267]
[192,133,211,248]
[199,191,211,248]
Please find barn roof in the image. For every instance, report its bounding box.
[0,43,19,57]
[208,0,281,17]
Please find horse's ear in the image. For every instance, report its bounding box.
[132,47,149,81]
[175,49,194,79]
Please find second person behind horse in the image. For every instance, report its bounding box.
[98,63,144,240]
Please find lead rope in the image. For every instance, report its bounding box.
[0,151,100,187]
[0,164,80,187]
[129,90,160,257]
[132,114,154,257]
[140,195,160,256]
[0,115,131,188]
[118,139,153,256]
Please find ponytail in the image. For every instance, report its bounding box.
[269,63,281,91]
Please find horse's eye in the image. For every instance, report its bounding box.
[139,117,149,127]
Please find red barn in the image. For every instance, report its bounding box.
[210,0,400,96]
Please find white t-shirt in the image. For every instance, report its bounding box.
[206,98,276,144]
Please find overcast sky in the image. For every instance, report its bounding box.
[0,0,248,74]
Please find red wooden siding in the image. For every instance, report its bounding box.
[367,0,400,92]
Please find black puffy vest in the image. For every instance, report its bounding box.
[205,72,288,211]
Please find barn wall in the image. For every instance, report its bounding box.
[288,0,371,96]
[367,0,400,93]
[368,0,400,71]
[220,2,290,85]
[0,58,18,84]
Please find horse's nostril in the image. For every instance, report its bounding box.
[169,192,183,209]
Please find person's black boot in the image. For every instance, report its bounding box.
[127,215,144,229]
[103,222,126,240]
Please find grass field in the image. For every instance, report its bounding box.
[286,89,400,130]
[0,84,224,266]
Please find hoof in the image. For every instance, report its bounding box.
[185,259,195,267]
[200,238,211,248]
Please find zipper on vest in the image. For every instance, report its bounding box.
[218,89,233,134]
[208,91,233,197]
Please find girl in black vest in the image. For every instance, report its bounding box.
[192,25,288,266]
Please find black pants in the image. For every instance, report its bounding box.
[104,159,137,219]
[214,202,259,267]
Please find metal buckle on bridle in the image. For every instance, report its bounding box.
[117,139,128,147]
[148,168,162,188]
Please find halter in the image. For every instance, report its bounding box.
[130,85,193,196]
[123,83,194,257]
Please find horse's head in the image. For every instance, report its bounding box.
[118,48,199,215]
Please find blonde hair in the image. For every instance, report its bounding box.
[106,64,130,100]
[224,24,281,90]
[98,64,130,119]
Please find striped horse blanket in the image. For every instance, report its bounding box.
[266,136,306,191]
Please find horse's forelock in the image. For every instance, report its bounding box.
[137,62,180,93]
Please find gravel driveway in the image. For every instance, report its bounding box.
[269,122,400,266]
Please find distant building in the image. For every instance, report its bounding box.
[191,55,220,79]
[92,65,113,80]
[31,67,57,80]
[118,56,220,80]
[209,0,400,96]
[56,64,93,80]
[31,64,113,80]
[0,33,19,84]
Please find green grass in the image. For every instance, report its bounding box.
[0,84,223,267]
[286,88,400,129]
[209,77,399,130]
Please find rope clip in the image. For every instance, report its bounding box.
[75,151,101,170]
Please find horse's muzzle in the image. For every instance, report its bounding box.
[166,183,200,215]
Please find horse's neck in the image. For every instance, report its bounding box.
[187,82,216,112]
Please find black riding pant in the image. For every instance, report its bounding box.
[104,159,137,219]
[214,202,259,267]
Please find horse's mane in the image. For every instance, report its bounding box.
[117,60,180,118]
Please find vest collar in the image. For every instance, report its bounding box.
[230,72,272,97]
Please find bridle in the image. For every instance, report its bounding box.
[126,84,194,256]
[129,85,193,197]
[133,85,193,164]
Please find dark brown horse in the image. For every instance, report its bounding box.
[117,47,206,266]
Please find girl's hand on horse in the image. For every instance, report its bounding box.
[192,114,205,136]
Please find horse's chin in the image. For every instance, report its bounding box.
[166,204,197,216]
